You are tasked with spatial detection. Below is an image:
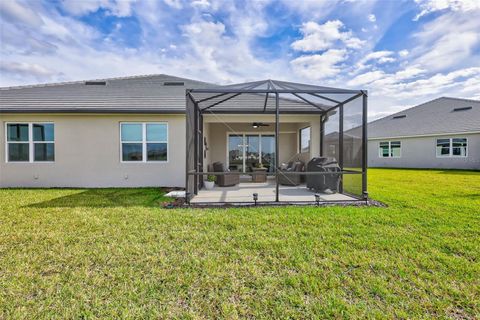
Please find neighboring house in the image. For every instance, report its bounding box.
[368,97,480,170]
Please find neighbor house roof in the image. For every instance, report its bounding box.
[0,74,215,113]
[368,97,480,139]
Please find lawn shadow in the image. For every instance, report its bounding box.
[435,169,480,175]
[27,188,170,208]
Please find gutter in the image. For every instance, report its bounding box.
[368,131,480,140]
[0,109,186,114]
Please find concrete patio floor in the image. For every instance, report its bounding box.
[190,179,358,204]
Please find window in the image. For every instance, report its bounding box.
[379,141,401,158]
[436,138,467,157]
[299,126,311,153]
[120,122,168,162]
[6,123,55,162]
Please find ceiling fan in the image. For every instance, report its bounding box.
[252,122,270,128]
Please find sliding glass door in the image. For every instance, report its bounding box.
[228,134,275,173]
[261,135,275,172]
[228,135,244,172]
[245,135,260,173]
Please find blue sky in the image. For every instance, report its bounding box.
[0,0,479,119]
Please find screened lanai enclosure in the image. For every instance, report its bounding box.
[186,79,368,205]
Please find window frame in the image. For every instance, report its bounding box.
[378,140,401,158]
[436,137,468,158]
[299,126,311,153]
[120,122,169,163]
[5,122,55,163]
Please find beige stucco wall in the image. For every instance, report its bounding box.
[0,114,186,187]
[0,113,325,188]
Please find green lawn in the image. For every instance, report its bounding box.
[0,169,479,319]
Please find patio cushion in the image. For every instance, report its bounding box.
[212,162,225,172]
[278,160,304,186]
[292,161,303,172]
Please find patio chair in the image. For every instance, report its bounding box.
[278,161,304,186]
[211,162,240,187]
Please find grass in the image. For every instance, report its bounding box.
[0,169,479,319]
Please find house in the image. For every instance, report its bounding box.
[0,74,368,204]
[368,97,480,170]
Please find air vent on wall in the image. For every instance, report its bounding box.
[453,106,472,112]
[392,115,406,119]
[85,81,107,85]
[163,81,184,86]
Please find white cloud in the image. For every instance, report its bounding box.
[0,0,478,120]
[414,0,480,20]
[0,61,57,77]
[368,14,376,22]
[411,11,480,72]
[354,51,396,72]
[461,76,480,100]
[345,66,480,119]
[191,0,211,9]
[397,67,480,98]
[61,0,136,17]
[364,51,395,63]
[0,0,290,87]
[394,66,426,80]
[369,105,411,121]
[291,20,365,52]
[350,66,480,100]
[290,49,348,79]
[0,0,43,27]
[348,70,385,86]
[163,0,183,10]
[279,1,338,20]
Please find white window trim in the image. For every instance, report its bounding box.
[378,141,401,158]
[5,122,55,163]
[120,122,169,163]
[299,126,311,153]
[436,137,468,158]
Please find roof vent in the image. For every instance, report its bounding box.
[85,81,107,86]
[392,115,406,119]
[453,106,472,112]
[163,81,184,86]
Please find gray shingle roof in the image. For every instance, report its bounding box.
[368,97,480,139]
[1,74,344,114]
[0,74,216,113]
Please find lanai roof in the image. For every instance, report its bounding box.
[189,79,363,114]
